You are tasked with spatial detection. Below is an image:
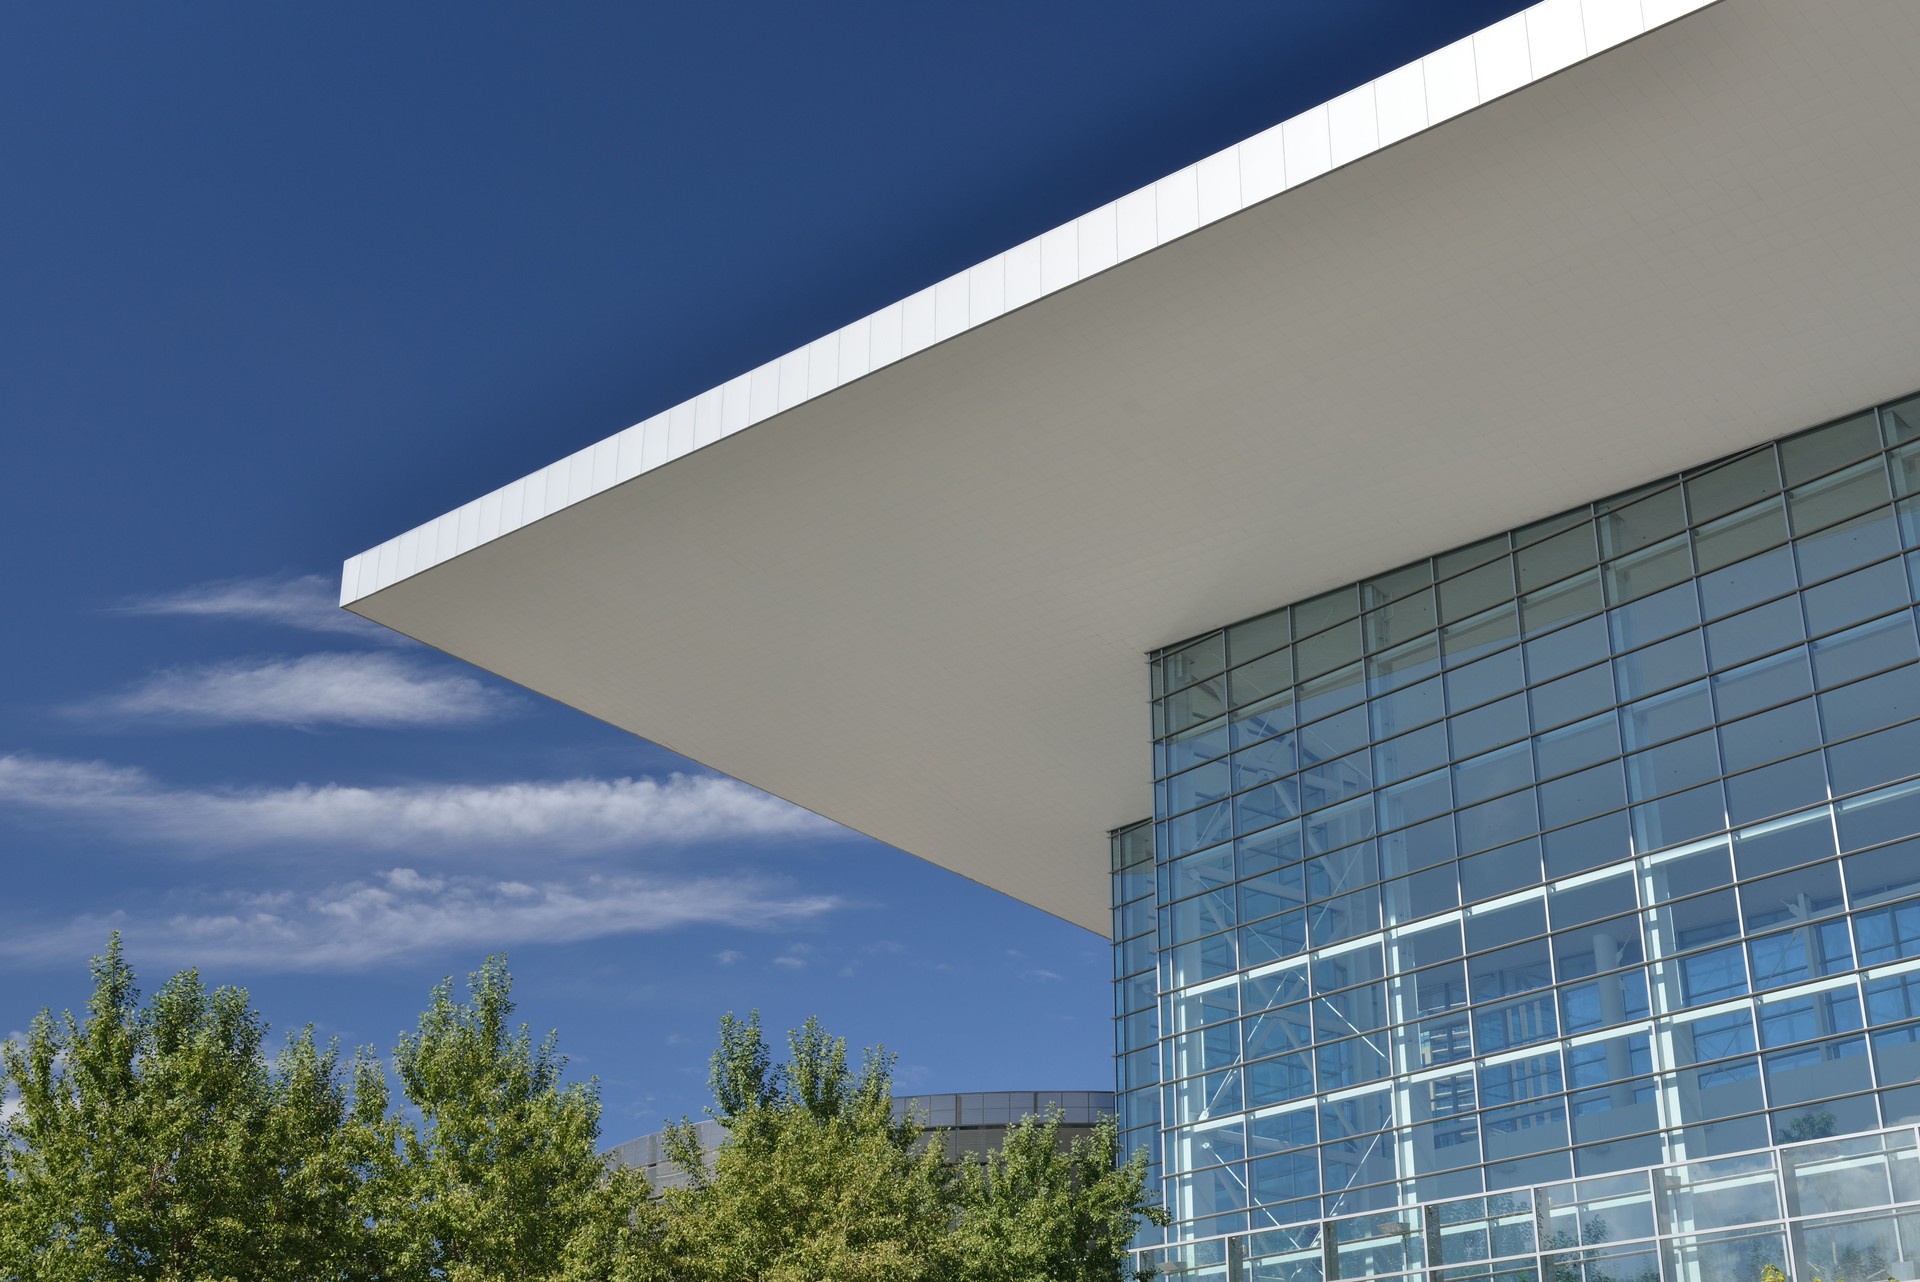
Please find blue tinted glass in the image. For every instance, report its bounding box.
[1468,939,1552,1002]
[1724,752,1829,828]
[1699,544,1797,621]
[1459,836,1542,900]
[1740,861,1843,931]
[1551,914,1643,981]
[1542,811,1631,881]
[1675,945,1749,1007]
[1720,699,1822,775]
[1232,693,1296,749]
[1454,743,1533,808]
[1373,721,1448,786]
[1240,911,1306,967]
[1712,646,1813,719]
[1560,969,1649,1034]
[1475,992,1558,1053]
[1457,793,1541,859]
[1748,919,1853,992]
[1530,663,1616,732]
[1631,784,1727,854]
[1732,806,1835,877]
[1757,987,1862,1048]
[1614,629,1707,701]
[1688,450,1781,523]
[1370,673,1445,738]
[1138,395,1920,1248]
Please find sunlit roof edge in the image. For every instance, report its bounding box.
[340,0,1715,608]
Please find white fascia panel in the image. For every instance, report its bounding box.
[338,0,1722,606]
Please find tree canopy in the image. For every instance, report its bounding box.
[0,942,1164,1282]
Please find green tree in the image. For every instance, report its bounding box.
[372,955,648,1282]
[950,1107,1166,1282]
[0,936,379,1282]
[653,1014,1166,1282]
[654,1013,957,1282]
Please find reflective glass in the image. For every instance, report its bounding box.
[1137,392,1920,1254]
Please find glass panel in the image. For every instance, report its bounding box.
[1732,805,1836,877]
[1598,485,1685,559]
[1370,672,1445,739]
[1231,645,1292,709]
[1844,833,1920,907]
[1779,411,1880,485]
[1363,588,1435,654]
[1704,595,1805,670]
[1164,633,1227,691]
[1517,524,1598,593]
[1229,609,1289,664]
[1445,641,1523,709]
[1687,448,1781,523]
[1363,559,1433,608]
[1796,507,1900,583]
[1368,631,1440,697]
[1802,555,1906,636]
[1605,533,1693,606]
[1693,497,1788,574]
[1294,585,1360,638]
[1788,456,1892,534]
[1698,542,1798,621]
[1529,663,1615,733]
[1884,394,1920,445]
[1614,628,1708,702]
[1535,713,1621,780]
[1233,692,1296,750]
[1520,568,1604,637]
[1610,579,1702,657]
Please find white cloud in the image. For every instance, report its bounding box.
[0,754,835,855]
[118,573,382,638]
[74,653,516,729]
[0,868,841,972]
[714,949,743,965]
[772,944,814,971]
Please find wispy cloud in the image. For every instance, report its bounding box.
[772,944,814,971]
[118,573,381,638]
[0,754,835,855]
[0,868,841,972]
[72,653,516,729]
[714,949,743,965]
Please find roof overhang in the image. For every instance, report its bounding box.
[345,0,1920,934]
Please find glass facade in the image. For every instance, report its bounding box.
[1124,393,1920,1279]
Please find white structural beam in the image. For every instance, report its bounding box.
[346,0,1920,934]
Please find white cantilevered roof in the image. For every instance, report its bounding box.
[345,0,1920,934]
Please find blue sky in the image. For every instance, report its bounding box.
[0,0,1531,1141]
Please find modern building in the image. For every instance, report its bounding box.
[608,1089,1115,1190]
[341,1,1920,1277]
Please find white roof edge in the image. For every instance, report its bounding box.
[340,0,1717,609]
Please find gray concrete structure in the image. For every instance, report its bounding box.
[608,1089,1114,1191]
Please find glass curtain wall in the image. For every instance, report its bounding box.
[1114,819,1165,1248]
[1132,392,1920,1279]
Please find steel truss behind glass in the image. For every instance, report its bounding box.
[1125,391,1920,1277]
[1134,1121,1920,1281]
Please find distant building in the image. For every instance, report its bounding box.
[608,1090,1116,1190]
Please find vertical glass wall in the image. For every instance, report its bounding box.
[1113,819,1165,1247]
[1133,393,1920,1278]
